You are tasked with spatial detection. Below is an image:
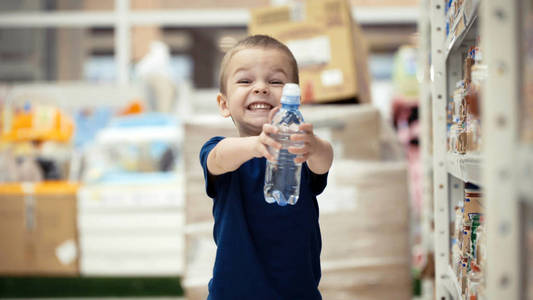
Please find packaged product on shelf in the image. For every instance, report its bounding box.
[475,222,486,270]
[454,205,464,239]
[451,238,462,275]
[464,47,475,86]
[452,205,464,275]
[457,185,485,298]
[465,46,483,153]
[459,254,469,290]
[447,0,467,43]
[0,102,76,182]
[469,214,482,262]
[1,103,74,143]
[448,80,471,154]
[465,270,484,300]
[460,224,471,257]
[446,44,484,156]
[463,186,483,222]
[454,81,467,124]
[463,217,484,294]
[466,118,481,153]
[449,121,467,154]
[82,113,181,183]
[447,101,455,127]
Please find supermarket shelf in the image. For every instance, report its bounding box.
[519,145,533,202]
[445,0,480,60]
[0,10,248,27]
[446,152,482,185]
[444,265,462,299]
[0,7,418,28]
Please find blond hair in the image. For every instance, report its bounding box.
[218,34,299,95]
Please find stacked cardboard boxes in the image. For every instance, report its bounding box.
[301,104,410,300]
[318,160,411,300]
[0,182,79,275]
[300,104,381,161]
[249,0,371,105]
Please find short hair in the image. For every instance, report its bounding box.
[218,34,299,95]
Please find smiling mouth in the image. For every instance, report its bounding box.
[247,103,273,111]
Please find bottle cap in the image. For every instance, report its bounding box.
[281,83,300,105]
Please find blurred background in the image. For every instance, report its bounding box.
[0,0,531,300]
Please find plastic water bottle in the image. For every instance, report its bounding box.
[264,83,304,206]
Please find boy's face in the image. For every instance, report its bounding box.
[217,47,295,137]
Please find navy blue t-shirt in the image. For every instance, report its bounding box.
[199,136,328,300]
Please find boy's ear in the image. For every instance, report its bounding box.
[217,93,231,118]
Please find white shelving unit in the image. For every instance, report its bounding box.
[0,0,420,85]
[418,0,435,265]
[427,0,533,299]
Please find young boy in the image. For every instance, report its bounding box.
[199,34,333,300]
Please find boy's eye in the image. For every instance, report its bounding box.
[237,79,251,84]
[270,80,284,85]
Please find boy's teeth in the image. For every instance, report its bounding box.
[249,103,271,110]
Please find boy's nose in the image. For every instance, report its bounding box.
[253,84,269,95]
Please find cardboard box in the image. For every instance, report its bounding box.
[320,213,409,262]
[320,264,411,300]
[0,182,79,275]
[301,104,381,160]
[317,160,411,299]
[249,0,371,104]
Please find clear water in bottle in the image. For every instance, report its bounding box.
[264,83,304,206]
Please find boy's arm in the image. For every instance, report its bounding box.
[207,125,281,175]
[207,136,256,175]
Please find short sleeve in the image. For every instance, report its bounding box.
[199,136,228,198]
[303,163,328,196]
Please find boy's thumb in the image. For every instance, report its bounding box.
[268,105,281,123]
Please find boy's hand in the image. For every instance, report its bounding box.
[288,123,333,174]
[288,123,317,164]
[255,124,281,161]
[254,105,281,161]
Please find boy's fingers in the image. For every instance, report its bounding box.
[259,144,275,161]
[290,133,308,142]
[263,123,278,134]
[260,132,282,149]
[294,153,309,164]
[268,106,281,123]
[299,123,313,133]
[288,145,307,154]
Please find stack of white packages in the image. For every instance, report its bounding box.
[182,115,236,299]
[77,180,185,276]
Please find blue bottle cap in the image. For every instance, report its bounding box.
[281,83,300,105]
